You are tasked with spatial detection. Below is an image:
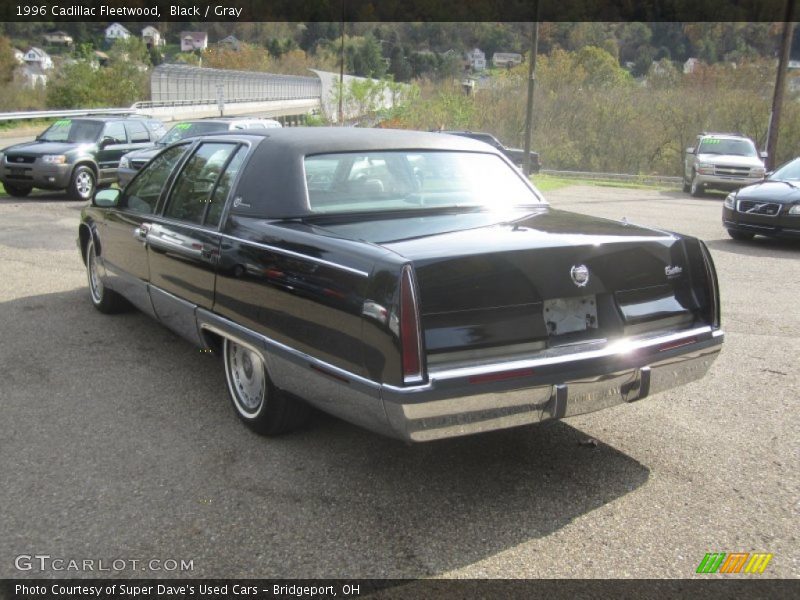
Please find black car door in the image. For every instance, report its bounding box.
[100,144,190,316]
[146,141,249,344]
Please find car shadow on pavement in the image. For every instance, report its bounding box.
[657,189,726,201]
[705,236,800,258]
[0,288,651,578]
[0,191,84,204]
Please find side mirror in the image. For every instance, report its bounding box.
[99,137,116,148]
[685,147,695,155]
[93,188,120,208]
[760,151,768,159]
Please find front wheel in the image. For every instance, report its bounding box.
[223,338,310,435]
[727,229,755,241]
[690,172,704,197]
[69,166,96,200]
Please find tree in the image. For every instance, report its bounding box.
[0,36,16,83]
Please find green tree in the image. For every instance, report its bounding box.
[0,36,16,83]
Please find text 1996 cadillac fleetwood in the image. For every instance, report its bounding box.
[78,128,723,441]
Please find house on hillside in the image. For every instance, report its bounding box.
[141,26,164,48]
[492,52,522,68]
[218,35,241,51]
[105,23,131,42]
[180,32,208,52]
[43,31,73,46]
[23,47,53,70]
[465,48,486,70]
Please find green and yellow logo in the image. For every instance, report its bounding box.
[696,552,773,574]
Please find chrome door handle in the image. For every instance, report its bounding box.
[133,223,150,241]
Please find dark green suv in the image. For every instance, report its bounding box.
[0,116,166,199]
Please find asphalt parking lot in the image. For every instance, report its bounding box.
[0,185,798,579]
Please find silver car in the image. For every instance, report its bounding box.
[683,133,766,196]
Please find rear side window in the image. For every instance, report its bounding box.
[125,121,151,143]
[103,122,127,144]
[164,143,240,225]
[206,146,247,227]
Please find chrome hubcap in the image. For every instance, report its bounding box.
[76,172,93,197]
[87,243,103,303]
[228,342,265,414]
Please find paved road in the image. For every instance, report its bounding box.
[0,187,797,579]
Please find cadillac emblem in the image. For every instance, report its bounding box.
[570,264,590,287]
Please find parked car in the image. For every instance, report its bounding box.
[683,132,766,196]
[722,156,800,240]
[0,116,166,199]
[440,130,541,173]
[117,117,282,187]
[78,128,723,441]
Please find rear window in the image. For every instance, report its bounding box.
[304,151,542,214]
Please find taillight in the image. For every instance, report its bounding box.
[399,265,424,384]
[699,240,721,329]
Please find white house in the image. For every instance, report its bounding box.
[180,32,208,52]
[141,26,164,48]
[23,47,53,70]
[105,23,131,42]
[465,48,486,71]
[43,31,73,46]
[492,52,522,68]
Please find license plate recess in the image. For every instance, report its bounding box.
[543,295,598,336]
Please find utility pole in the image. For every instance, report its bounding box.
[338,0,346,126]
[522,3,540,177]
[765,0,797,171]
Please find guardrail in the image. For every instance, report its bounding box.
[133,96,320,109]
[0,107,137,121]
[0,96,322,121]
[540,169,683,186]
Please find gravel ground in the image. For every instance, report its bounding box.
[0,186,797,580]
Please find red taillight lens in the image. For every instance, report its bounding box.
[400,265,423,383]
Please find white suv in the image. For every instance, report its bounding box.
[684,133,766,196]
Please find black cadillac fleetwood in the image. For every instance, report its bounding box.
[78,128,724,441]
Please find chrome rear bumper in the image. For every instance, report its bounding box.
[381,328,723,441]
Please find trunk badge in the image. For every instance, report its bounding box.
[570,264,590,287]
[665,265,683,278]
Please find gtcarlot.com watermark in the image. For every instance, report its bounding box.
[14,554,194,573]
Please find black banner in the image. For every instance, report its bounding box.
[0,0,794,23]
[1,579,798,600]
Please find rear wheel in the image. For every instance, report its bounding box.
[69,166,96,200]
[727,229,755,241]
[86,238,128,313]
[223,338,310,435]
[4,183,32,197]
